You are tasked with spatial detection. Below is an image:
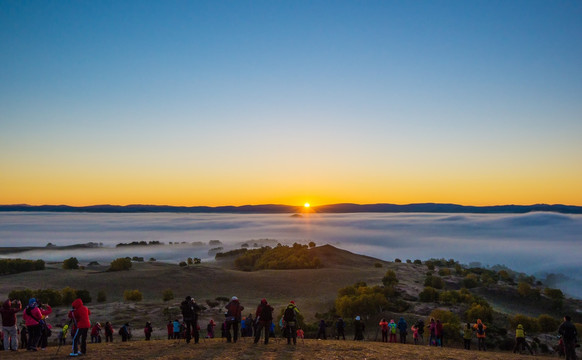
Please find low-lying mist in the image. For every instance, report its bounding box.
[1,211,581,297]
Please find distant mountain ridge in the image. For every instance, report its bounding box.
[1,203,581,214]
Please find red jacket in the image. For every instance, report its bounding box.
[69,298,91,329]
[1,300,22,327]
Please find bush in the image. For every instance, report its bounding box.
[424,275,445,289]
[425,261,435,271]
[35,288,63,306]
[0,259,45,275]
[97,290,107,303]
[233,244,321,271]
[463,274,480,288]
[509,314,540,333]
[206,299,219,308]
[62,257,79,270]
[108,258,132,271]
[465,303,493,323]
[413,259,422,265]
[8,289,34,305]
[544,288,564,309]
[394,258,402,263]
[162,289,174,302]
[419,287,439,302]
[382,270,398,286]
[308,241,316,248]
[428,309,460,345]
[438,268,451,276]
[179,261,187,267]
[537,314,560,332]
[61,287,77,305]
[374,262,383,268]
[123,289,143,302]
[76,289,91,304]
[335,282,390,319]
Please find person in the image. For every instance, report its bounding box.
[513,324,533,355]
[379,318,388,342]
[221,321,227,339]
[1,299,22,351]
[36,301,52,350]
[254,298,273,344]
[144,322,153,341]
[354,316,365,340]
[411,323,419,345]
[240,316,247,337]
[316,319,327,340]
[167,321,173,339]
[388,319,397,343]
[206,320,216,338]
[336,317,346,340]
[58,324,68,346]
[245,314,254,337]
[397,317,408,344]
[104,322,114,342]
[473,319,486,351]
[463,322,472,350]
[414,319,425,344]
[180,296,201,344]
[90,322,102,343]
[558,315,578,360]
[297,328,304,340]
[435,319,444,347]
[119,323,131,342]
[427,318,436,346]
[20,324,28,349]
[22,298,44,351]
[225,296,244,343]
[283,301,299,345]
[172,319,180,339]
[68,298,91,356]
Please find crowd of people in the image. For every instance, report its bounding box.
[1,295,579,358]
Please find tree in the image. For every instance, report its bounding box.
[97,290,107,303]
[123,289,143,302]
[419,287,439,302]
[76,289,92,304]
[538,314,560,332]
[382,270,398,287]
[63,257,79,270]
[465,303,493,323]
[108,258,132,271]
[308,241,316,248]
[61,287,77,305]
[162,289,174,302]
[544,288,564,309]
[187,257,193,265]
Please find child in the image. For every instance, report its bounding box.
[411,324,419,345]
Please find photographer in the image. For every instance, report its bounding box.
[36,301,52,350]
[68,298,91,356]
[1,299,22,351]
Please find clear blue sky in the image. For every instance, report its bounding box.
[1,0,581,206]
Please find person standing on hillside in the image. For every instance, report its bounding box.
[104,321,114,342]
[225,296,244,343]
[180,296,201,344]
[283,301,299,345]
[253,298,273,344]
[336,317,346,340]
[68,298,91,356]
[473,319,486,351]
[388,319,397,343]
[166,321,173,339]
[90,322,102,343]
[379,318,388,342]
[22,298,45,351]
[462,322,473,350]
[316,319,327,340]
[397,317,408,344]
[144,322,153,341]
[427,318,436,346]
[558,315,578,360]
[172,319,180,339]
[513,324,533,355]
[435,319,444,347]
[1,299,22,351]
[354,316,365,340]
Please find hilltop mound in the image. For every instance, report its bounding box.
[310,244,386,268]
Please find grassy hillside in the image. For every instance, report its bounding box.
[0,338,539,360]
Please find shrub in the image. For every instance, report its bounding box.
[424,275,445,289]
[308,241,316,248]
[335,282,390,319]
[413,259,422,265]
[394,258,402,263]
[193,258,201,264]
[406,259,412,264]
[76,289,91,304]
[108,258,132,271]
[149,257,156,262]
[62,257,79,270]
[537,314,560,332]
[439,290,460,305]
[374,262,383,268]
[8,289,34,305]
[425,261,435,271]
[465,303,493,323]
[382,270,398,286]
[34,288,63,306]
[517,281,532,297]
[162,289,174,302]
[509,314,540,333]
[463,274,480,288]
[0,259,45,275]
[97,290,107,303]
[438,268,451,276]
[179,261,187,267]
[419,287,439,302]
[61,287,77,305]
[123,289,143,302]
[544,288,564,309]
[206,299,219,308]
[131,256,144,262]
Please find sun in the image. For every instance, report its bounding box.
[304,202,310,208]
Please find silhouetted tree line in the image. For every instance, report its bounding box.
[0,258,45,275]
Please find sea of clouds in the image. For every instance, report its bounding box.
[1,211,581,297]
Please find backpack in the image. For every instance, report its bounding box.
[477,323,484,335]
[260,305,273,322]
[283,307,296,322]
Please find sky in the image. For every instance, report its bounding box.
[1,0,581,207]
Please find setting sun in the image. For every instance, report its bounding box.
[304,203,310,208]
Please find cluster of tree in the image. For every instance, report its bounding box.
[233,243,321,271]
[215,248,248,259]
[123,289,143,301]
[179,257,201,266]
[9,287,92,306]
[0,258,45,275]
[116,241,164,247]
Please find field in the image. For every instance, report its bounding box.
[0,338,540,360]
